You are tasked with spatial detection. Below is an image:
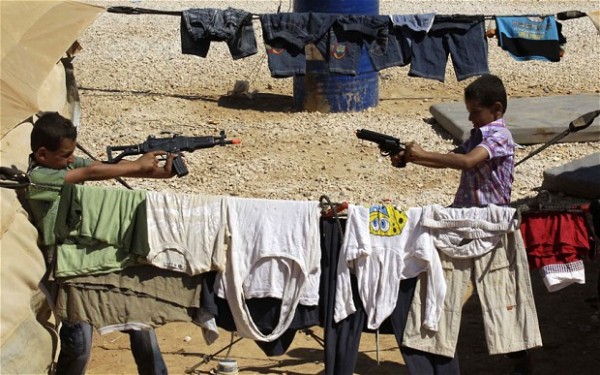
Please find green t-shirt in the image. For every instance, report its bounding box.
[27,156,93,247]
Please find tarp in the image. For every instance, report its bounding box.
[0,0,104,136]
[589,10,600,33]
[1,1,104,373]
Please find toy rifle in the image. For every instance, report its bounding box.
[106,130,240,177]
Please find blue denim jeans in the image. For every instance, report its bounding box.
[380,14,436,68]
[328,15,390,74]
[55,321,167,375]
[260,12,337,77]
[409,16,489,82]
[181,8,257,60]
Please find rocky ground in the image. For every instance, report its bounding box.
[70,1,599,374]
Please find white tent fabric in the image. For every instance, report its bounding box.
[0,0,103,136]
[588,10,600,33]
[0,1,103,373]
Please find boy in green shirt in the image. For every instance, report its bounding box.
[27,112,175,375]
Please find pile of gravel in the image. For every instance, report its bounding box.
[75,0,599,208]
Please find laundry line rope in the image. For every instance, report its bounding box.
[106,6,589,22]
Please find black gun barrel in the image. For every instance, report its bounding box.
[356,129,404,150]
[355,128,406,167]
[105,132,241,177]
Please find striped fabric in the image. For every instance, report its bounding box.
[453,118,515,207]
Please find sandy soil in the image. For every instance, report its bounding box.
[88,262,600,374]
[64,1,600,373]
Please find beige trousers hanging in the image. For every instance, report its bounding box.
[402,230,543,358]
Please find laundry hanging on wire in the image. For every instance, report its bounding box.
[106,6,594,82]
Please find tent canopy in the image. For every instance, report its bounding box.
[1,0,104,137]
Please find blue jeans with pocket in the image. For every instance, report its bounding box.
[260,12,337,77]
[328,15,391,74]
[409,16,489,82]
[55,321,168,375]
[380,14,436,68]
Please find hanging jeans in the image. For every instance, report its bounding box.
[55,321,167,375]
[321,218,459,375]
[181,8,257,60]
[320,218,365,375]
[409,16,489,82]
[260,12,338,77]
[327,15,391,74]
[375,13,436,69]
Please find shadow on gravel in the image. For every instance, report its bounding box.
[218,93,295,113]
[231,347,409,374]
[457,259,600,375]
[79,86,219,102]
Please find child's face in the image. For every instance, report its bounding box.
[465,99,501,128]
[35,137,77,169]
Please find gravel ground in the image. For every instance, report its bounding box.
[71,1,600,374]
[75,0,599,209]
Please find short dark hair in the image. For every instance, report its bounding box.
[30,112,77,152]
[464,74,508,113]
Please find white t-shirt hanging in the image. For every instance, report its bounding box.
[145,191,228,275]
[214,197,321,341]
[337,204,446,331]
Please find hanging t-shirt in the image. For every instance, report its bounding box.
[336,204,446,331]
[520,210,591,292]
[495,16,562,62]
[145,191,228,275]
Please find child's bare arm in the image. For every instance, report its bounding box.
[404,142,489,170]
[64,151,175,183]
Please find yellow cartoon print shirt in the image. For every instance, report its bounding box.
[369,204,407,236]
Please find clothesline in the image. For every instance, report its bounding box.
[102,6,592,85]
[106,6,588,21]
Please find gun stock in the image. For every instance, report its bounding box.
[106,144,143,163]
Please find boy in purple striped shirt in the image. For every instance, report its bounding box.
[394,74,515,208]
[391,74,528,375]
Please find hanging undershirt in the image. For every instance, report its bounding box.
[214,197,321,341]
[337,204,446,331]
[145,191,228,275]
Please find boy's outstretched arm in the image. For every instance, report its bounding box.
[401,141,489,170]
[64,151,175,184]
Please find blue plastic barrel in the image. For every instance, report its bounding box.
[293,0,380,112]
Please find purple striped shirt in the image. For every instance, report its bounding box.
[452,118,515,207]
